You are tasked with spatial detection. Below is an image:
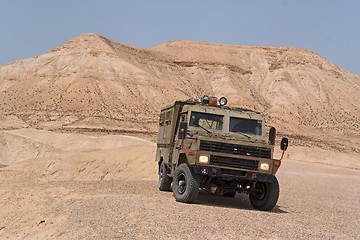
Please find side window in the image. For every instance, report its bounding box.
[180,112,187,122]
[159,112,165,125]
[165,111,171,125]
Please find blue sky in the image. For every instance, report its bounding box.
[1,0,359,75]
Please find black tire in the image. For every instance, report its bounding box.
[223,191,236,198]
[172,163,199,203]
[158,162,172,191]
[249,175,279,211]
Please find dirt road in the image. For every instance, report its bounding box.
[1,157,359,239]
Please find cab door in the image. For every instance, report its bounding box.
[171,113,188,166]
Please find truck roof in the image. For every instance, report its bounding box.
[160,100,261,114]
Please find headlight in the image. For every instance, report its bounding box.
[260,163,270,171]
[199,155,209,164]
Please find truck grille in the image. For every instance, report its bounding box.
[200,140,271,159]
[210,155,259,171]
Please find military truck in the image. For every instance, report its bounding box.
[156,96,288,211]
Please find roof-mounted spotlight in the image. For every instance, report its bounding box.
[201,95,210,104]
[219,97,228,106]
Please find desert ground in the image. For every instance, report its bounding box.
[0,34,359,239]
[0,128,359,239]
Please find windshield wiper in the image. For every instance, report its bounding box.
[236,132,251,139]
[193,122,213,136]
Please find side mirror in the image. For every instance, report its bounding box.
[178,122,188,139]
[269,127,276,145]
[280,138,288,151]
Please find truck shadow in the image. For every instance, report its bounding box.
[194,191,288,214]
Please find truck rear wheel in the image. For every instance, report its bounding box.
[249,175,279,211]
[158,162,172,191]
[172,163,199,203]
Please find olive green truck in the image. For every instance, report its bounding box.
[156,96,288,211]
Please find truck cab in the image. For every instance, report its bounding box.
[156,96,288,211]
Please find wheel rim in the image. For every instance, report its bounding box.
[255,182,266,200]
[177,173,187,194]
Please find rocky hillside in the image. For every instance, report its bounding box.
[0,33,359,151]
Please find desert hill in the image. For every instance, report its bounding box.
[0,34,360,239]
[0,33,359,151]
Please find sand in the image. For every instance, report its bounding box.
[0,129,359,239]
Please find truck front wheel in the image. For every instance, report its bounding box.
[249,175,279,211]
[158,162,172,191]
[172,163,199,203]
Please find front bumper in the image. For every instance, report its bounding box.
[193,165,274,182]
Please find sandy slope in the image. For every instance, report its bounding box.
[0,129,359,239]
[0,129,156,181]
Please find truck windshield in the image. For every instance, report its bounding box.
[190,112,223,131]
[229,117,262,136]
